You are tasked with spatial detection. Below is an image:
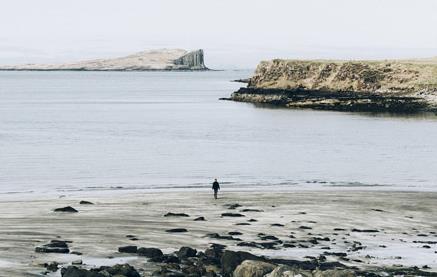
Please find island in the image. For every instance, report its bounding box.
[229,58,437,113]
[0,49,207,71]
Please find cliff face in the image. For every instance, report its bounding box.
[0,49,208,71]
[231,59,437,113]
[173,49,206,70]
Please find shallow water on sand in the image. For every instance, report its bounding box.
[1,70,437,194]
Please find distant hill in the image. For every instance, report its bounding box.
[0,49,207,71]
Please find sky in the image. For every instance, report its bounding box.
[1,0,437,69]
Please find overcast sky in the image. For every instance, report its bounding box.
[1,0,436,68]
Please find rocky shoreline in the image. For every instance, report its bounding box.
[43,243,435,277]
[0,191,436,276]
[227,59,437,113]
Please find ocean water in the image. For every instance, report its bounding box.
[1,70,437,194]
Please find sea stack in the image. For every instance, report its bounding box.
[230,58,437,113]
[0,49,208,71]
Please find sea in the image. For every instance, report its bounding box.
[1,70,437,195]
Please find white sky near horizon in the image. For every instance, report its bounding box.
[1,0,436,69]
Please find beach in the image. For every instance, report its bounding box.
[0,189,436,276]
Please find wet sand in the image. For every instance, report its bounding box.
[0,190,436,276]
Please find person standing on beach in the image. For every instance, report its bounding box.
[212,179,220,199]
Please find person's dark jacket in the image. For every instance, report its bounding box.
[212,181,220,191]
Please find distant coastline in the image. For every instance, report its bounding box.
[0,49,208,71]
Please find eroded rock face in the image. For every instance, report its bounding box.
[173,49,206,70]
[230,58,437,113]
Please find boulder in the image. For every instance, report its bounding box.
[220,250,262,276]
[54,206,78,213]
[36,240,70,254]
[265,265,313,277]
[194,217,206,221]
[221,213,245,217]
[61,266,104,277]
[79,201,94,205]
[137,247,163,258]
[61,264,141,277]
[226,203,242,209]
[44,262,59,272]
[233,260,275,277]
[166,228,188,233]
[164,212,189,217]
[118,245,137,253]
[177,246,197,259]
[100,264,141,277]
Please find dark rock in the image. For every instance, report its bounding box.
[413,240,437,244]
[70,251,82,255]
[298,226,312,230]
[371,209,385,212]
[351,229,379,233]
[220,250,262,276]
[258,242,280,249]
[194,217,206,221]
[166,228,188,233]
[36,240,70,254]
[206,233,241,241]
[248,219,258,222]
[159,254,181,264]
[323,252,348,257]
[226,203,242,210]
[240,209,263,212]
[54,206,78,213]
[270,223,284,227]
[47,240,69,248]
[100,264,141,277]
[118,245,138,253]
[228,231,243,236]
[237,242,261,248]
[137,247,163,258]
[164,212,189,217]
[61,266,104,277]
[44,262,59,272]
[79,201,94,205]
[235,223,250,226]
[221,213,245,217]
[333,228,346,231]
[177,246,197,259]
[259,235,279,241]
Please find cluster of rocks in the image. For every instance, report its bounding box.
[37,241,436,277]
[61,264,140,277]
[114,243,356,277]
[35,240,71,254]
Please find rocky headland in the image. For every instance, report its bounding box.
[229,58,437,113]
[0,49,207,71]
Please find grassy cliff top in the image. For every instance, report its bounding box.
[249,58,437,96]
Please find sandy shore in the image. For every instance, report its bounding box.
[0,190,436,276]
